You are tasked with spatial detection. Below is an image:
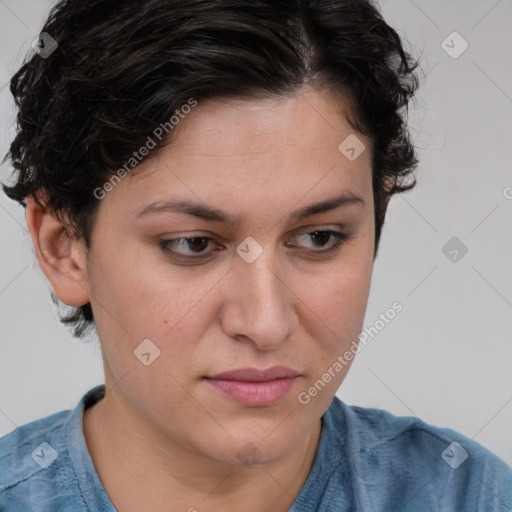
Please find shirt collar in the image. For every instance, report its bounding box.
[62,384,349,511]
[64,384,116,512]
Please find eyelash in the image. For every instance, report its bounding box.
[159,230,350,260]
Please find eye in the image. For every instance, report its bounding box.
[159,236,218,258]
[287,230,349,253]
[159,230,349,261]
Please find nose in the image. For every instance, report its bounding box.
[220,244,296,350]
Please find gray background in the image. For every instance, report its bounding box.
[1,0,511,466]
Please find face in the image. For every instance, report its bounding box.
[83,86,375,465]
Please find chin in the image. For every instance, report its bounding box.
[201,429,301,468]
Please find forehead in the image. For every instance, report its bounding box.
[153,87,365,158]
[102,87,373,223]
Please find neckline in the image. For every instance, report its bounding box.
[64,384,347,511]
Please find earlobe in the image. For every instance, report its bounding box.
[25,194,91,307]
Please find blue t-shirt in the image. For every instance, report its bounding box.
[1,384,511,511]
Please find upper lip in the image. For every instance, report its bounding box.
[207,366,300,382]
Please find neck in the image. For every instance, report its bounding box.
[83,383,322,512]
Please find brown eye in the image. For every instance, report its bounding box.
[290,230,349,252]
[160,237,216,257]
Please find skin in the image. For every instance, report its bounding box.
[26,85,378,512]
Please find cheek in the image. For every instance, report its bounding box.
[306,277,369,369]
[88,247,226,355]
[308,249,373,330]
[293,267,371,409]
[299,248,373,382]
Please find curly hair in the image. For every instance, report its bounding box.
[2,0,420,339]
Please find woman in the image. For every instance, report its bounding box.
[1,0,511,510]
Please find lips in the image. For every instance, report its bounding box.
[205,366,300,407]
[208,366,300,382]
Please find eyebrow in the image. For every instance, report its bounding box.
[136,190,365,226]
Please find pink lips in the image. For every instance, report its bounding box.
[205,366,300,407]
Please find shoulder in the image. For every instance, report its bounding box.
[0,409,71,492]
[323,398,512,511]
[0,385,109,511]
[0,411,74,504]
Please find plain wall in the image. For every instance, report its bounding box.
[1,0,511,467]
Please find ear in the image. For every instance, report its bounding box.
[25,192,90,307]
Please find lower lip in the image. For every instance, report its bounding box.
[205,377,298,407]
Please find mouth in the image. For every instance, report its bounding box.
[204,366,300,407]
